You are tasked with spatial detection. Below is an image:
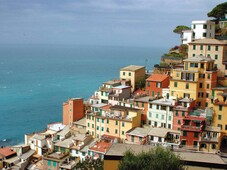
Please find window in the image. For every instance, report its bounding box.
[115,120,118,125]
[156,114,158,118]
[136,101,138,106]
[149,112,152,117]
[131,136,134,142]
[142,102,144,107]
[219,105,223,111]
[193,141,198,148]
[215,54,218,59]
[206,102,208,107]
[115,129,118,134]
[152,91,155,97]
[97,126,99,130]
[218,124,222,130]
[122,122,125,127]
[122,131,124,135]
[218,115,222,120]
[183,131,187,136]
[215,46,218,51]
[201,144,207,148]
[149,104,152,109]
[215,64,218,68]
[107,119,109,124]
[176,111,178,116]
[193,45,196,50]
[106,128,109,132]
[102,119,104,123]
[199,83,203,88]
[157,92,160,97]
[48,160,51,166]
[174,82,178,87]
[212,144,216,149]
[97,118,99,122]
[53,161,57,167]
[157,105,160,109]
[158,137,162,142]
[185,83,189,89]
[203,33,207,37]
[207,84,210,89]
[123,72,125,76]
[203,24,207,29]
[161,115,164,120]
[206,93,209,98]
[92,124,94,128]
[208,45,211,51]
[156,82,161,88]
[178,120,181,125]
[194,132,199,138]
[181,140,186,145]
[101,127,104,131]
[168,116,171,121]
[168,124,171,129]
[193,25,196,29]
[207,74,210,79]
[193,54,195,57]
[129,72,131,76]
[147,82,150,87]
[225,125,227,130]
[182,112,185,117]
[200,45,203,50]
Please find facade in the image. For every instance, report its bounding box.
[108,85,131,105]
[147,98,174,129]
[170,55,217,108]
[63,98,85,125]
[188,38,227,77]
[180,116,206,150]
[125,127,150,145]
[191,20,215,41]
[172,98,196,131]
[146,74,170,97]
[86,105,141,142]
[134,96,151,124]
[181,30,192,44]
[120,65,145,92]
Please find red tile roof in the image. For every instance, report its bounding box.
[146,74,169,82]
[89,141,112,154]
[0,147,16,158]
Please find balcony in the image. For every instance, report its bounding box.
[181,125,202,132]
[200,136,218,143]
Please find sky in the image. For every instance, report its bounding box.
[0,0,226,47]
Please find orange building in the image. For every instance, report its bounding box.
[63,98,84,125]
[146,74,170,97]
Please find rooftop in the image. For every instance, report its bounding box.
[184,55,214,62]
[150,98,174,106]
[0,147,16,158]
[55,137,74,148]
[110,105,141,112]
[146,74,169,82]
[120,65,145,72]
[134,96,151,103]
[57,125,71,137]
[73,117,86,127]
[189,38,227,45]
[103,79,121,85]
[148,128,180,138]
[48,122,65,132]
[204,126,221,132]
[126,127,150,137]
[113,85,130,89]
[91,103,108,108]
[20,149,36,160]
[32,134,45,141]
[89,141,112,154]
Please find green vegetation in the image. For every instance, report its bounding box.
[118,147,184,170]
[75,157,103,170]
[207,2,227,20]
[173,25,190,34]
[135,78,146,91]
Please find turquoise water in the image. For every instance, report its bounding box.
[0,44,167,146]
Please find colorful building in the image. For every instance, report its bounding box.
[120,65,145,92]
[108,85,131,105]
[170,55,217,108]
[125,127,150,145]
[147,98,175,129]
[86,105,141,142]
[63,98,85,125]
[146,74,170,97]
[172,98,196,131]
[188,38,227,77]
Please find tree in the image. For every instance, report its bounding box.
[207,2,227,20]
[118,147,184,170]
[75,157,103,170]
[173,25,190,34]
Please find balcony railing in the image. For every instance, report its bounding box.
[181,125,202,131]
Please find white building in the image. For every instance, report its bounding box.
[191,20,215,40]
[147,98,174,129]
[181,20,215,44]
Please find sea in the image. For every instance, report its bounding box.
[0,44,167,146]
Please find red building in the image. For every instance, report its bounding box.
[172,98,196,131]
[63,98,85,125]
[180,116,205,149]
[145,74,170,97]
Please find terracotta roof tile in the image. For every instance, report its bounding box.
[0,147,16,158]
[146,74,169,82]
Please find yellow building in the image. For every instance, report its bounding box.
[210,87,227,152]
[86,105,141,142]
[188,38,227,77]
[170,55,217,108]
[120,65,145,92]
